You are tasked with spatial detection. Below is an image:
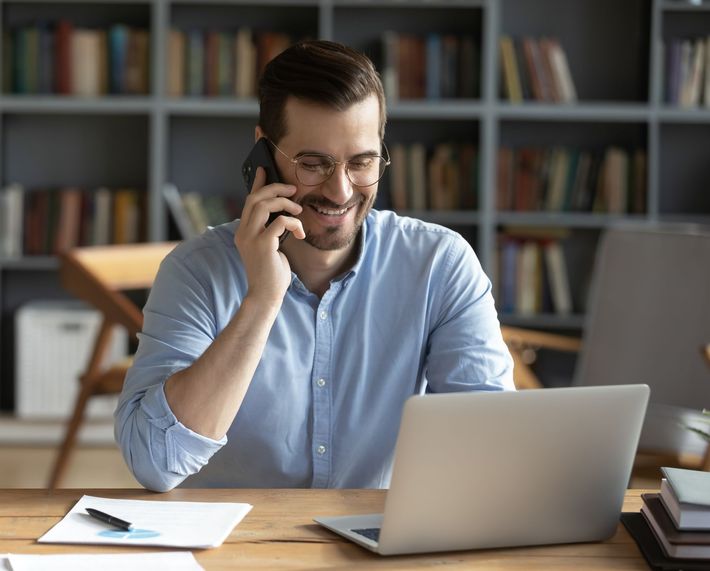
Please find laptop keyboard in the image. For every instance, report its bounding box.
[352,527,380,542]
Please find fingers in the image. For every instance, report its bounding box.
[264,213,306,241]
[244,197,303,237]
[242,167,297,221]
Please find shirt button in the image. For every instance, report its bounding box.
[316,378,326,388]
[317,445,327,455]
[319,310,328,320]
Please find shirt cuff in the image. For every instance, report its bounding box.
[140,381,227,476]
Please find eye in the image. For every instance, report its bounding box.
[349,157,376,171]
[299,156,332,172]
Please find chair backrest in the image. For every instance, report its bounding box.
[59,242,178,338]
[574,225,710,456]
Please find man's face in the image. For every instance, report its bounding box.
[272,95,382,251]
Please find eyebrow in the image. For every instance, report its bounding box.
[294,149,381,160]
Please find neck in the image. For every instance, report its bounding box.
[282,234,360,298]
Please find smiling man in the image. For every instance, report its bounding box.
[115,41,514,492]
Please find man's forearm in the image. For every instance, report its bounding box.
[163,295,281,440]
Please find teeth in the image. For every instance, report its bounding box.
[314,206,348,216]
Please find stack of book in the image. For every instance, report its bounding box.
[637,467,710,567]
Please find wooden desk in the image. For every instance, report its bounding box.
[1,488,650,570]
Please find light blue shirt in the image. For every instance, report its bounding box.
[115,210,514,492]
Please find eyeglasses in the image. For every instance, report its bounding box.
[268,139,391,187]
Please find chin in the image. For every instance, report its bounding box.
[304,226,359,251]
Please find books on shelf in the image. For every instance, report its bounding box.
[168,27,292,98]
[496,228,572,316]
[380,31,480,101]
[664,36,710,108]
[7,20,150,96]
[496,145,647,215]
[387,142,478,212]
[1,185,146,256]
[499,35,577,103]
[163,183,239,238]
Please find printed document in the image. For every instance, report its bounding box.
[8,552,204,571]
[38,495,252,548]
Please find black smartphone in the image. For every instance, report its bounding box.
[241,137,290,243]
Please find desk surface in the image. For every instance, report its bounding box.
[1,488,650,570]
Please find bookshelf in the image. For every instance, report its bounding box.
[1,0,710,414]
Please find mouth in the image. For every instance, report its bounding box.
[306,200,361,223]
[311,204,352,216]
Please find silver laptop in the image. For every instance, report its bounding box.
[314,384,649,556]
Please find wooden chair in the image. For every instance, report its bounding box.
[500,225,710,472]
[48,241,177,489]
[501,325,581,390]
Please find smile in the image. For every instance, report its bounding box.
[311,204,353,216]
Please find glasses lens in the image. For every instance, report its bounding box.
[296,155,334,185]
[295,154,388,186]
[346,156,387,186]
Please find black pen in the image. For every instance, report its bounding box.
[86,508,133,531]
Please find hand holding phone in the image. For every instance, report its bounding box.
[242,138,291,243]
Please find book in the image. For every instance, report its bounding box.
[643,494,710,545]
[54,19,73,95]
[408,143,427,211]
[622,512,710,571]
[546,38,577,102]
[92,187,113,246]
[381,30,399,101]
[108,24,129,94]
[0,183,24,258]
[54,187,82,253]
[167,28,185,97]
[71,29,103,97]
[544,241,572,315]
[125,28,149,95]
[235,27,256,98]
[499,35,523,103]
[642,494,710,559]
[663,467,710,507]
[521,37,544,101]
[660,473,710,530]
[162,183,197,239]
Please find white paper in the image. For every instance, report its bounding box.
[38,495,252,549]
[9,552,204,571]
[0,555,10,571]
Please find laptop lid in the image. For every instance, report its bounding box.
[316,384,649,556]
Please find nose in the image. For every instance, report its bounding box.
[322,163,354,205]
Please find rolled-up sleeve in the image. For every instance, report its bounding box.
[425,236,515,393]
[114,246,228,492]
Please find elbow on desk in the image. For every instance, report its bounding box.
[114,414,186,493]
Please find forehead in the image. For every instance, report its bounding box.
[281,95,381,152]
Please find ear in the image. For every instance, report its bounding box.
[255,125,265,142]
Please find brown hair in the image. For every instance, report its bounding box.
[258,40,386,143]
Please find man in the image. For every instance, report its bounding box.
[116,40,514,492]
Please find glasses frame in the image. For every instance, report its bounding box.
[267,139,391,188]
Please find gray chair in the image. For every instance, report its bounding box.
[503,224,710,469]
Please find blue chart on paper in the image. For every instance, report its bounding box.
[98,528,161,539]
